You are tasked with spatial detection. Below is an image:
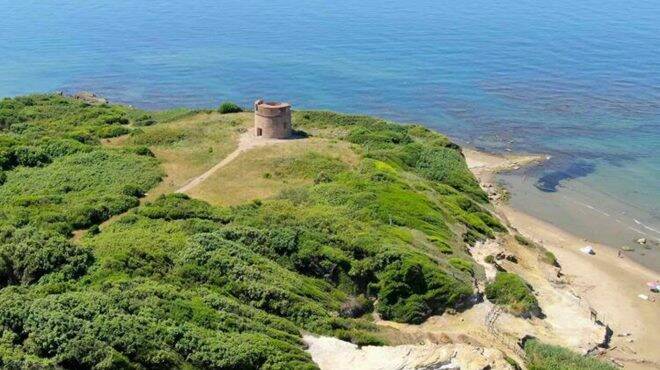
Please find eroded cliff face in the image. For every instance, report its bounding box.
[304,335,515,370]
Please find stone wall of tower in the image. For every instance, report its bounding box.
[254,100,292,139]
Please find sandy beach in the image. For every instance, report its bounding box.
[463,148,660,369]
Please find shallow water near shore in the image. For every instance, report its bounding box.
[3,0,659,270]
[499,165,660,272]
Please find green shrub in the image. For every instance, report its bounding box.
[95,125,130,139]
[337,330,385,347]
[130,145,155,157]
[87,224,100,235]
[134,114,156,127]
[13,146,50,167]
[347,126,412,146]
[42,139,88,158]
[448,257,474,275]
[542,251,559,267]
[137,194,229,222]
[121,184,146,198]
[485,272,539,317]
[95,114,129,125]
[376,259,473,323]
[524,339,617,370]
[0,150,161,234]
[0,227,93,286]
[515,234,535,247]
[339,295,373,318]
[218,102,242,114]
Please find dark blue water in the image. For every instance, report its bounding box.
[2,0,659,254]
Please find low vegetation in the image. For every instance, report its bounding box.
[218,101,243,114]
[485,272,540,317]
[524,339,617,370]
[0,95,514,368]
[515,234,559,267]
[188,138,358,205]
[124,110,251,197]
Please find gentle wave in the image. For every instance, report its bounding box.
[634,219,660,237]
[562,195,660,240]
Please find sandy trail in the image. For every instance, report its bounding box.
[176,132,291,193]
[463,148,660,369]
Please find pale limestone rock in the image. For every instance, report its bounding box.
[304,335,515,370]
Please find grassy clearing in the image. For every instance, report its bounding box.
[188,137,359,206]
[128,111,252,198]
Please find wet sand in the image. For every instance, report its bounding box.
[464,148,660,369]
[498,170,660,272]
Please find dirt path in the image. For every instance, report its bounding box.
[175,132,291,193]
[72,133,291,240]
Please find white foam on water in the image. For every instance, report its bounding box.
[634,219,660,237]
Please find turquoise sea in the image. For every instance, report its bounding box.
[2,0,659,269]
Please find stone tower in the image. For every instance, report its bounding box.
[254,99,292,139]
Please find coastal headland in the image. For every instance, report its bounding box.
[0,93,656,369]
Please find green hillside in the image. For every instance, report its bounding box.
[0,94,505,369]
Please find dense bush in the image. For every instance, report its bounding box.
[377,259,472,323]
[218,101,242,114]
[0,227,92,286]
[138,193,230,221]
[524,339,617,370]
[448,257,474,275]
[0,96,507,369]
[339,295,373,318]
[294,111,487,202]
[0,150,161,234]
[95,124,130,138]
[485,272,540,317]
